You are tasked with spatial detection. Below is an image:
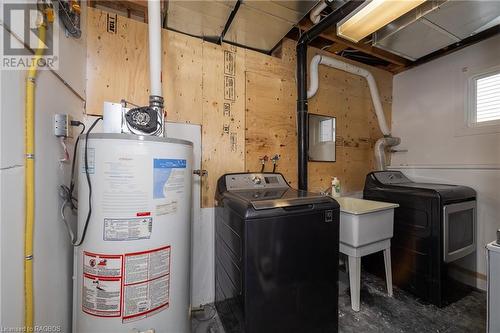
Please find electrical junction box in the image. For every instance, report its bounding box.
[54,114,70,137]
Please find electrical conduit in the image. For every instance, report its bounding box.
[307,54,400,170]
[24,20,46,331]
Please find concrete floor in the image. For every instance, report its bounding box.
[192,271,486,333]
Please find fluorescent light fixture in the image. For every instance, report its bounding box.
[337,0,426,43]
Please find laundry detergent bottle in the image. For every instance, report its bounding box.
[332,177,341,197]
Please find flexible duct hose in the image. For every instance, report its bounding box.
[307,54,401,169]
[308,54,391,136]
[24,22,46,331]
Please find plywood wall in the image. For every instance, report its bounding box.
[85,8,393,206]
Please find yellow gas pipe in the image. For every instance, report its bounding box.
[24,19,47,330]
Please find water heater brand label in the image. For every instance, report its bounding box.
[153,159,186,200]
[103,217,152,241]
[122,246,171,323]
[100,152,150,216]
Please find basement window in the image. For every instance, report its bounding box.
[320,118,335,142]
[468,69,500,127]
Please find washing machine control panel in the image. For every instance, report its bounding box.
[225,173,289,191]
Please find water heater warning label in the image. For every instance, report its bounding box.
[122,246,171,323]
[81,247,170,321]
[83,252,122,277]
[82,275,121,317]
[82,252,123,317]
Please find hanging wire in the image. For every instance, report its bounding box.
[59,137,70,164]
[72,117,102,247]
[59,186,76,243]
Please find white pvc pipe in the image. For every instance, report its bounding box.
[307,54,391,136]
[310,1,328,24]
[148,0,162,97]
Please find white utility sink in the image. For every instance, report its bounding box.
[334,196,399,312]
[335,197,399,248]
[336,197,399,250]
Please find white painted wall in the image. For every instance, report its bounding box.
[391,34,500,290]
[392,35,500,166]
[0,2,86,330]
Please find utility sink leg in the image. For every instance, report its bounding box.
[384,248,393,297]
[348,256,361,312]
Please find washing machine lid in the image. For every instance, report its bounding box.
[230,188,330,210]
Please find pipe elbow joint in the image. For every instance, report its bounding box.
[310,1,328,24]
[307,55,322,99]
[374,136,401,170]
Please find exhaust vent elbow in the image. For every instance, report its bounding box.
[375,136,401,170]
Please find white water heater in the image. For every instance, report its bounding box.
[73,133,193,333]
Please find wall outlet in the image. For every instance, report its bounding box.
[54,114,70,137]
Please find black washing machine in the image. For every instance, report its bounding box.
[214,173,339,333]
[363,171,477,307]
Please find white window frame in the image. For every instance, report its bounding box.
[319,118,334,143]
[467,66,500,128]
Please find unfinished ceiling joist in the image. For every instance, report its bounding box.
[299,20,411,69]
[86,0,500,75]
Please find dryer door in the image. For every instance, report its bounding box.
[443,200,476,263]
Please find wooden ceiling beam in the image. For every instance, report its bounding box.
[88,0,167,22]
[326,42,349,54]
[299,20,411,68]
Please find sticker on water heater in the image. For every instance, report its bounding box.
[155,201,178,216]
[103,217,152,241]
[83,252,122,277]
[82,275,121,317]
[80,148,95,174]
[153,159,186,199]
[122,246,171,323]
